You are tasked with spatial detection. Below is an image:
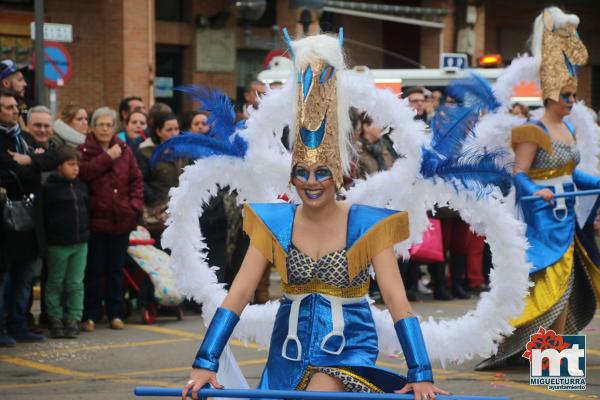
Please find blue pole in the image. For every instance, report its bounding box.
[520,188,600,202]
[134,387,509,400]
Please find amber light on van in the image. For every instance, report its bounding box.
[478,54,503,67]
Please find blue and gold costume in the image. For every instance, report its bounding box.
[191,33,435,395]
[243,202,411,392]
[478,120,600,368]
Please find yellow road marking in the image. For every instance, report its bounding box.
[586,348,600,357]
[0,379,77,390]
[0,355,99,378]
[18,338,190,358]
[0,355,177,387]
[113,358,269,378]
[128,324,263,350]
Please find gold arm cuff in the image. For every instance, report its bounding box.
[282,279,369,298]
[528,161,577,180]
[242,203,289,283]
[511,125,553,155]
[347,211,409,282]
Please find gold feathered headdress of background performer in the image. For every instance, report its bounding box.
[530,7,588,101]
[283,29,353,189]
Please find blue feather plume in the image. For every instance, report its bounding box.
[421,72,511,198]
[446,72,501,112]
[427,148,513,198]
[175,85,237,142]
[149,85,247,168]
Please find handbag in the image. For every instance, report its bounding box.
[1,170,35,232]
[408,217,444,263]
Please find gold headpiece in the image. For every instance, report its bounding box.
[538,8,588,101]
[288,33,349,189]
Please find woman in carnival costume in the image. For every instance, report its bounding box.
[182,33,448,400]
[476,6,600,370]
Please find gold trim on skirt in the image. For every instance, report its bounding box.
[511,244,574,328]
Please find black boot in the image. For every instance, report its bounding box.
[450,254,471,299]
[49,318,64,339]
[63,319,80,338]
[429,263,453,301]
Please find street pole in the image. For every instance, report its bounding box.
[34,0,45,106]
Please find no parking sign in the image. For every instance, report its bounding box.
[43,41,72,88]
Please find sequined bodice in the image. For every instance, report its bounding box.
[286,245,369,289]
[532,140,580,170]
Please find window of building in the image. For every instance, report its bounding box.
[156,0,183,22]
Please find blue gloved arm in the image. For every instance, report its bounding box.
[192,307,240,371]
[573,169,600,190]
[514,172,540,196]
[394,317,434,383]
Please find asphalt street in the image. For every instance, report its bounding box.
[1,281,599,400]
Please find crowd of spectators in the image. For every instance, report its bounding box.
[0,58,263,347]
[3,56,596,347]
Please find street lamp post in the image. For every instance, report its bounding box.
[34,0,45,106]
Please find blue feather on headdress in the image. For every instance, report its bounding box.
[421,72,511,197]
[150,85,247,168]
[446,72,501,112]
[175,84,237,142]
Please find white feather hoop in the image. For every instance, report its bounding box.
[163,68,534,367]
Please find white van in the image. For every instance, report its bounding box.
[258,64,543,108]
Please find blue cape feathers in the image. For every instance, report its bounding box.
[150,86,247,168]
[421,72,511,197]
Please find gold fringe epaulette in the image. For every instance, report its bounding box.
[242,203,289,283]
[511,125,553,155]
[346,211,409,282]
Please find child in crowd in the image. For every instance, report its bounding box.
[43,146,89,338]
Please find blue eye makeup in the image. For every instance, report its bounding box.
[293,167,310,182]
[292,167,332,183]
[560,92,577,102]
[314,168,333,182]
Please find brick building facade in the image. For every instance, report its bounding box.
[0,0,598,113]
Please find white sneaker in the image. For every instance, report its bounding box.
[417,280,432,294]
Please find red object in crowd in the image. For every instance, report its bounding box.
[263,49,289,70]
[78,135,144,235]
[409,218,444,263]
[277,193,291,203]
[442,217,485,288]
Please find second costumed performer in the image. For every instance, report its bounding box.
[182,34,447,400]
[476,7,600,370]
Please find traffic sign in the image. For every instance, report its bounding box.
[30,22,73,43]
[43,42,72,88]
[440,53,468,71]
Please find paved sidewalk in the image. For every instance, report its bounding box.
[0,295,598,399]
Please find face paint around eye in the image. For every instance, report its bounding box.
[560,92,577,103]
[293,167,310,182]
[314,168,333,182]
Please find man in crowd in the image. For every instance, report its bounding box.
[0,90,47,346]
[0,59,29,132]
[404,86,428,122]
[117,96,146,131]
[241,80,266,120]
[28,106,54,150]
